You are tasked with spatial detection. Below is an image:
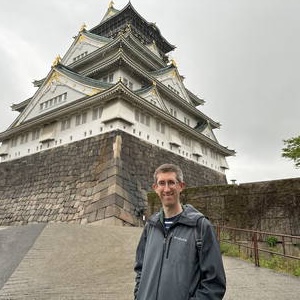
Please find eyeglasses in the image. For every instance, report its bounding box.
[156,180,179,188]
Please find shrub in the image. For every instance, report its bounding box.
[266,236,278,247]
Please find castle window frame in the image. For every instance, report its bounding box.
[20,133,29,144]
[135,109,150,127]
[156,120,165,134]
[184,117,190,126]
[32,128,40,141]
[11,137,18,147]
[170,108,177,118]
[75,111,87,126]
[40,92,67,111]
[92,107,103,120]
[61,118,71,131]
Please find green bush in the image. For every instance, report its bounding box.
[266,236,278,247]
[293,267,300,277]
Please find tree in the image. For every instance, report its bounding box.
[282,136,300,168]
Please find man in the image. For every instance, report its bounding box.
[134,163,226,300]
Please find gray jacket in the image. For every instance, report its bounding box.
[134,204,226,300]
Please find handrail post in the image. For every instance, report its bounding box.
[253,232,260,267]
[282,236,286,256]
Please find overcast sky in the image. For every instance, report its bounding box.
[0,0,299,183]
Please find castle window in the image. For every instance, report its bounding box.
[32,128,40,141]
[184,117,190,126]
[100,73,114,83]
[210,149,218,160]
[170,108,177,118]
[123,77,133,90]
[75,112,87,126]
[92,107,103,120]
[135,109,150,126]
[73,51,88,62]
[20,133,29,144]
[156,121,165,134]
[40,92,67,111]
[168,84,180,95]
[61,118,71,131]
[180,134,191,147]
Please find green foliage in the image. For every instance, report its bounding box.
[259,255,300,277]
[266,236,278,247]
[282,136,300,168]
[220,242,240,257]
[294,266,300,277]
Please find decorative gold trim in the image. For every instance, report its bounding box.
[52,55,61,67]
[109,1,114,8]
[171,59,177,67]
[80,23,86,32]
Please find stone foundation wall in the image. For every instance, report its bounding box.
[0,130,227,226]
[148,178,300,235]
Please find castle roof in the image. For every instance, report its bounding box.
[90,2,175,55]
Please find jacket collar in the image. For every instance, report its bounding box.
[148,204,203,227]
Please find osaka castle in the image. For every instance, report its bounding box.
[0,2,234,175]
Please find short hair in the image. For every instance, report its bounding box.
[153,163,184,183]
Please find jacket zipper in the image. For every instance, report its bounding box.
[165,232,173,259]
[155,222,177,299]
[155,223,169,300]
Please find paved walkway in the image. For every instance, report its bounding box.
[0,224,299,299]
[223,256,299,299]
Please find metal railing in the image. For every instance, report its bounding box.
[215,225,300,267]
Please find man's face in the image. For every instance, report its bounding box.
[153,171,185,208]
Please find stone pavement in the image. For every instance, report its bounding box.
[0,223,299,299]
[223,256,300,299]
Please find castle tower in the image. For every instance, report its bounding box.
[0,2,235,226]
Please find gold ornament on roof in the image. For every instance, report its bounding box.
[171,59,177,67]
[80,23,86,32]
[109,1,114,8]
[52,55,62,67]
